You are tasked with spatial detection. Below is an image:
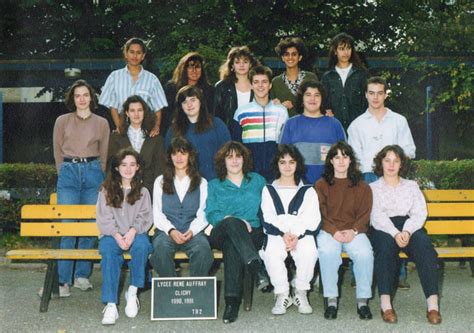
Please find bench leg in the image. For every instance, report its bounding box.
[40,260,57,312]
[243,266,254,311]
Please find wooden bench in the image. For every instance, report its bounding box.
[6,190,474,312]
[6,194,254,313]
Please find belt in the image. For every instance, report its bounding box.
[63,156,98,163]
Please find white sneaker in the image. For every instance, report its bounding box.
[271,293,293,315]
[73,277,93,291]
[37,284,71,298]
[293,289,313,314]
[125,291,140,318]
[102,303,119,325]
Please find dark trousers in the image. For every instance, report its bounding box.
[208,217,264,299]
[370,216,439,298]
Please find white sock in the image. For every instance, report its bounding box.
[107,302,116,308]
[380,295,392,311]
[128,285,138,296]
[426,295,439,311]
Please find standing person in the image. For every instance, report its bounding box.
[213,46,260,127]
[280,80,346,184]
[315,141,373,320]
[151,137,213,277]
[50,79,109,297]
[231,65,289,181]
[271,37,319,117]
[370,145,441,325]
[260,144,320,315]
[107,95,165,196]
[99,37,167,136]
[321,32,369,129]
[161,52,215,135]
[96,149,153,325]
[348,76,415,289]
[165,85,230,180]
[205,141,269,324]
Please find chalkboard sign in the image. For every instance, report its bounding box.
[151,277,217,320]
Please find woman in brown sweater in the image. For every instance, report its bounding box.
[315,141,373,320]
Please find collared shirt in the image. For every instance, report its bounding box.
[153,175,208,236]
[370,177,427,237]
[127,126,145,153]
[347,108,416,173]
[99,66,168,113]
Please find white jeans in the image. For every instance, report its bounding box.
[260,235,318,294]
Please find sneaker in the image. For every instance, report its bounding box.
[37,284,71,298]
[102,304,119,325]
[272,293,293,315]
[293,289,312,314]
[398,279,410,290]
[125,291,140,318]
[73,277,93,291]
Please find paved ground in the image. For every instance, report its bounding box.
[0,261,473,333]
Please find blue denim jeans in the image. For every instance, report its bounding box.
[151,231,213,277]
[57,160,104,285]
[318,230,374,299]
[99,234,152,304]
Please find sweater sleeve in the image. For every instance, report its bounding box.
[52,116,64,173]
[315,180,338,236]
[289,187,321,237]
[130,188,153,234]
[352,183,373,233]
[402,182,428,235]
[205,181,226,226]
[370,184,400,237]
[98,119,110,171]
[96,190,119,236]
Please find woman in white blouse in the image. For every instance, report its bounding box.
[369,145,441,325]
[150,137,213,277]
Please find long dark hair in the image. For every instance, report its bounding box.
[214,141,253,181]
[119,95,156,135]
[322,141,362,186]
[271,144,306,184]
[172,85,213,136]
[162,137,201,195]
[171,52,211,90]
[219,46,260,82]
[327,33,366,69]
[101,149,144,208]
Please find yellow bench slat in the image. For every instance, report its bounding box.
[22,205,96,219]
[425,220,474,234]
[20,222,157,237]
[423,189,474,202]
[427,203,474,217]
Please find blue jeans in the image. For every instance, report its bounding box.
[318,230,373,299]
[57,160,104,285]
[151,231,213,277]
[99,234,152,304]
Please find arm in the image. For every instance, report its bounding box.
[402,182,428,235]
[96,191,119,236]
[152,176,176,233]
[52,117,64,173]
[99,72,121,132]
[188,179,209,236]
[149,110,162,137]
[370,185,400,237]
[98,120,110,171]
[215,118,231,146]
[398,117,416,159]
[205,181,227,226]
[229,119,243,142]
[315,181,339,235]
[348,124,363,166]
[129,188,153,234]
[352,183,373,233]
[110,108,122,133]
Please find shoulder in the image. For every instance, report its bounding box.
[142,69,159,80]
[387,109,408,123]
[208,178,223,189]
[249,172,266,185]
[269,102,288,113]
[212,116,227,128]
[321,69,336,80]
[303,71,318,80]
[369,178,384,191]
[200,177,208,187]
[272,74,284,83]
[401,178,420,190]
[91,113,109,125]
[315,178,328,190]
[55,113,71,124]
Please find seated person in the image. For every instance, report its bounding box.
[369,145,441,325]
[96,149,153,325]
[315,141,373,320]
[260,144,320,315]
[151,137,213,277]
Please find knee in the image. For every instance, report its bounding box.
[131,236,151,255]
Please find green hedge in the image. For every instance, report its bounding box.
[410,160,474,189]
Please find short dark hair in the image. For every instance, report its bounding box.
[172,85,213,136]
[119,95,156,135]
[249,65,273,83]
[64,79,98,112]
[271,144,306,184]
[327,32,365,69]
[123,37,147,54]
[322,141,362,186]
[366,76,387,92]
[295,79,326,115]
[274,36,308,59]
[214,141,253,181]
[373,145,410,177]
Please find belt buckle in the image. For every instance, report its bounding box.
[71,157,82,163]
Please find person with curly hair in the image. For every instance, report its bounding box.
[96,149,153,325]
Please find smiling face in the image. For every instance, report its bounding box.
[335,43,352,66]
[118,154,139,184]
[282,46,302,69]
[302,87,322,116]
[125,43,145,67]
[251,74,271,100]
[181,95,201,123]
[366,83,387,111]
[382,150,401,178]
[125,102,145,129]
[171,150,189,173]
[330,149,351,178]
[186,60,202,85]
[225,150,244,177]
[73,86,92,112]
[233,56,251,76]
[278,154,297,180]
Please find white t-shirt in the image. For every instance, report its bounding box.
[335,63,352,86]
[236,89,251,108]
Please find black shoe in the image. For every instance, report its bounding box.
[357,305,373,320]
[324,306,338,319]
[255,267,270,291]
[223,303,240,324]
